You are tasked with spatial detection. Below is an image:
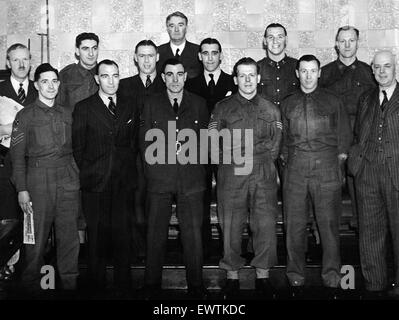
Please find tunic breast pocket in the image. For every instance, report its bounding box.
[30,120,53,147]
[286,107,304,137]
[256,112,273,138]
[315,108,336,134]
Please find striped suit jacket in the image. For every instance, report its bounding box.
[349,82,399,188]
[72,93,139,192]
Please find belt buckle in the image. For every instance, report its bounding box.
[176,141,182,155]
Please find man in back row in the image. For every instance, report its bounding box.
[320,26,376,230]
[186,37,237,257]
[157,11,202,80]
[57,32,100,243]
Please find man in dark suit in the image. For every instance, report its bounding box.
[72,59,139,294]
[349,50,399,299]
[0,43,37,280]
[186,37,237,257]
[320,26,376,230]
[140,58,209,299]
[119,40,165,262]
[157,11,202,79]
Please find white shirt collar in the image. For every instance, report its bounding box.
[379,81,397,104]
[10,76,29,95]
[204,68,221,85]
[139,72,156,87]
[170,41,186,56]
[99,91,117,107]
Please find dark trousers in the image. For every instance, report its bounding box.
[0,151,20,220]
[203,164,217,253]
[284,152,342,287]
[131,153,146,261]
[145,191,204,289]
[82,178,133,290]
[218,162,278,271]
[356,162,399,291]
[21,164,80,291]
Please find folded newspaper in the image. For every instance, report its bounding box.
[23,209,35,245]
[0,96,24,148]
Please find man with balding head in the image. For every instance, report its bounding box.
[349,50,399,299]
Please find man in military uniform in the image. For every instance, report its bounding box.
[140,58,209,299]
[209,57,282,299]
[257,23,298,107]
[57,32,100,242]
[320,26,376,229]
[57,32,99,111]
[10,63,80,293]
[281,55,352,299]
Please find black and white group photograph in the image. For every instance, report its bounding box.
[0,0,399,315]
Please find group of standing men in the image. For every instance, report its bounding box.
[0,10,398,300]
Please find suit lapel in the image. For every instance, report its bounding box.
[385,83,399,116]
[92,94,114,129]
[3,79,18,100]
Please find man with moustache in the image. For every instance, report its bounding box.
[348,51,399,299]
[119,40,165,262]
[320,26,376,230]
[209,57,282,299]
[257,23,298,107]
[72,60,139,294]
[157,11,202,79]
[281,55,352,299]
[10,63,80,294]
[186,37,237,257]
[58,32,100,243]
[0,43,37,280]
[140,59,209,299]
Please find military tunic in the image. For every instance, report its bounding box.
[257,55,299,107]
[10,98,80,291]
[281,87,352,288]
[210,93,282,271]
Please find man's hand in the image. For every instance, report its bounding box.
[18,191,33,214]
[338,153,348,161]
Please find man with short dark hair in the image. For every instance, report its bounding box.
[320,26,376,230]
[257,23,298,107]
[186,37,237,258]
[140,58,209,299]
[57,32,100,242]
[72,59,139,293]
[157,11,202,79]
[10,63,80,293]
[119,40,165,262]
[58,32,100,111]
[281,55,352,299]
[209,57,281,299]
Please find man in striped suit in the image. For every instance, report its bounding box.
[349,50,399,299]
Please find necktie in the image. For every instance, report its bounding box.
[145,75,152,88]
[17,83,26,104]
[208,73,216,96]
[175,48,180,58]
[173,98,179,114]
[381,90,388,111]
[108,97,116,116]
